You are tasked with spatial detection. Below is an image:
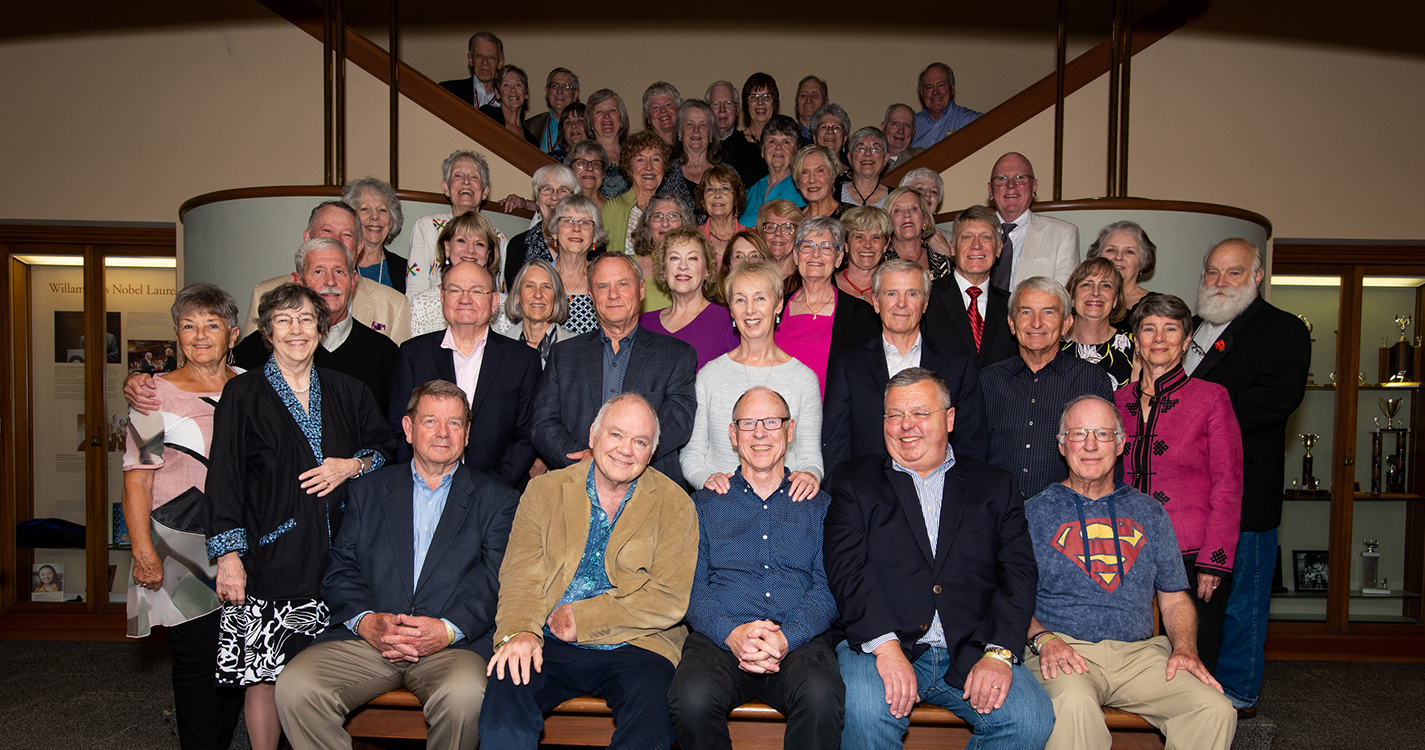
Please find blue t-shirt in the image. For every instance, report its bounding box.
[1025,482,1188,643]
[740,175,807,227]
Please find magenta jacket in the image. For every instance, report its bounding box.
[1116,366,1243,577]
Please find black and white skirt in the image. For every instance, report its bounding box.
[215,596,329,686]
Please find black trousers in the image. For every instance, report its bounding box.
[168,609,244,750]
[667,631,844,750]
[1183,553,1232,673]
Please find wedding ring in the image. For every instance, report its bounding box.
[992,685,1001,690]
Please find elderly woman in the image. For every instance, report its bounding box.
[565,139,609,209]
[641,227,738,370]
[603,130,671,258]
[406,150,500,302]
[643,81,682,145]
[756,199,804,282]
[504,164,578,291]
[1063,257,1135,389]
[811,102,852,168]
[697,164,748,262]
[841,128,891,208]
[779,215,880,395]
[1088,219,1159,317]
[669,100,719,212]
[206,282,396,750]
[550,102,590,164]
[682,259,823,496]
[479,65,539,146]
[411,211,507,336]
[739,115,805,226]
[630,192,695,313]
[794,144,853,219]
[587,89,631,199]
[548,194,606,334]
[1115,293,1243,672]
[341,177,406,293]
[885,186,952,281]
[836,206,892,302]
[500,258,576,367]
[713,229,771,306]
[122,283,243,749]
[900,167,953,257]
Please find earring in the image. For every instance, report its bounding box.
[226,350,235,367]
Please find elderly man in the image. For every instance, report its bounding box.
[980,277,1114,499]
[525,67,580,153]
[644,81,682,145]
[986,152,1079,290]
[1024,395,1237,750]
[707,80,765,187]
[1185,238,1309,717]
[794,76,828,144]
[909,63,982,150]
[826,368,1052,750]
[882,104,924,169]
[923,205,1019,369]
[668,386,844,750]
[824,259,987,472]
[389,261,540,487]
[481,393,698,749]
[440,31,504,108]
[532,253,697,486]
[274,380,520,750]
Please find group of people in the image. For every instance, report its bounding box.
[118,48,1313,750]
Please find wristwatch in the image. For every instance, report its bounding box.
[983,646,1016,665]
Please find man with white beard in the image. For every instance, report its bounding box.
[1184,238,1309,720]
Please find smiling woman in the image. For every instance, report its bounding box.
[1062,257,1135,389]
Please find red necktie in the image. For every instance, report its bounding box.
[966,286,984,351]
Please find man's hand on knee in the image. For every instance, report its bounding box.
[487,632,543,685]
[871,641,919,719]
[1037,637,1088,680]
[963,655,1013,714]
[1166,649,1223,692]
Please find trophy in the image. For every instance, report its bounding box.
[1289,434,1331,498]
[1380,314,1416,382]
[1371,398,1409,495]
[1361,539,1391,596]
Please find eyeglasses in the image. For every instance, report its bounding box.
[816,123,845,134]
[991,174,1034,187]
[572,159,604,172]
[733,416,789,431]
[761,222,797,235]
[797,241,839,257]
[547,83,577,91]
[853,145,886,155]
[648,212,680,224]
[537,185,573,198]
[747,93,774,102]
[1060,428,1120,442]
[442,286,495,298]
[710,100,737,110]
[558,217,594,230]
[884,411,936,423]
[704,185,733,196]
[271,314,318,329]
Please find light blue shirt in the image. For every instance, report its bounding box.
[740,174,807,227]
[910,102,984,150]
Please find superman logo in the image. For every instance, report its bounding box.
[1050,518,1147,592]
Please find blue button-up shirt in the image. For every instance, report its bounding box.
[687,468,838,652]
[600,326,638,402]
[546,464,638,649]
[910,102,984,149]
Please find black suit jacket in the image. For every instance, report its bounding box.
[827,287,881,360]
[525,111,553,149]
[824,454,1037,689]
[388,329,541,488]
[382,249,408,295]
[1192,296,1310,531]
[922,275,1017,369]
[232,319,399,416]
[532,327,697,486]
[823,334,988,473]
[439,77,477,106]
[315,463,519,660]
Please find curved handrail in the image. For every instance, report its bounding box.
[178,185,534,221]
[933,196,1272,237]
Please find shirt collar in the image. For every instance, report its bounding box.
[730,466,793,498]
[440,326,489,357]
[1041,479,1136,505]
[890,443,957,480]
[996,208,1034,227]
[882,332,923,359]
[411,461,457,490]
[323,314,354,351]
[585,462,638,511]
[599,324,639,348]
[954,271,986,295]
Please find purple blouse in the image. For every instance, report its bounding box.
[640,303,739,371]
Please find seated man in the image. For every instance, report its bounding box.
[275,380,521,750]
[668,386,844,750]
[482,393,698,750]
[825,367,1052,750]
[1024,395,1236,749]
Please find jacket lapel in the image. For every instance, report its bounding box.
[1192,297,1261,378]
[383,469,417,596]
[433,339,458,384]
[863,338,891,387]
[980,286,1011,365]
[621,332,654,396]
[932,468,968,575]
[886,465,935,566]
[415,467,475,595]
[469,335,501,415]
[938,284,977,354]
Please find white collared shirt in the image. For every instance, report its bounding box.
[473,78,498,108]
[953,271,990,320]
[1186,319,1231,375]
[996,208,1033,281]
[323,314,354,351]
[883,332,923,378]
[441,327,489,405]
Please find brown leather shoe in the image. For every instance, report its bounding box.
[1237,706,1258,719]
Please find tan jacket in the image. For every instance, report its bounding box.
[245,275,412,344]
[494,460,698,666]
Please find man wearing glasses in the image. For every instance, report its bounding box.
[706,80,765,187]
[986,152,1079,289]
[826,367,1053,750]
[525,68,580,154]
[668,386,845,750]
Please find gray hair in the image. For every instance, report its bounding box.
[545,194,608,246]
[790,144,838,184]
[899,168,945,212]
[950,204,1003,249]
[705,80,738,107]
[675,99,720,160]
[920,62,956,89]
[441,150,491,190]
[642,81,682,124]
[1205,238,1265,277]
[883,102,915,122]
[294,236,354,274]
[810,102,851,140]
[467,31,503,58]
[341,177,404,245]
[545,66,579,90]
[885,366,952,409]
[872,258,931,297]
[1088,220,1157,277]
[171,282,239,330]
[406,379,472,424]
[793,214,846,250]
[532,164,580,196]
[591,392,661,454]
[732,386,791,422]
[586,89,630,141]
[504,258,570,325]
[566,139,608,167]
[1010,276,1073,320]
[257,282,331,347]
[588,252,644,292]
[632,193,695,258]
[1057,394,1124,443]
[1128,292,1194,340]
[849,126,889,153]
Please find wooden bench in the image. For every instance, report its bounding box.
[345,690,1165,749]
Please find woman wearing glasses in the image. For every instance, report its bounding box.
[1115,293,1243,673]
[410,211,507,337]
[564,140,609,210]
[755,199,804,283]
[547,194,607,335]
[680,259,823,498]
[696,165,748,264]
[630,192,695,313]
[840,128,891,208]
[777,216,879,396]
[503,164,579,292]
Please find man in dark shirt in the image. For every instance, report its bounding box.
[980,277,1114,498]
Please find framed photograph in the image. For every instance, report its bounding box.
[1293,549,1330,592]
[31,562,64,602]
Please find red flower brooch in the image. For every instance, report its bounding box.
[1214,340,1225,351]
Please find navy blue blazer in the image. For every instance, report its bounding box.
[922,276,1018,370]
[823,454,1037,689]
[388,329,541,489]
[822,333,989,473]
[531,326,697,486]
[315,463,519,660]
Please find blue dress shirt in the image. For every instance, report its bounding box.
[601,326,638,402]
[910,102,984,150]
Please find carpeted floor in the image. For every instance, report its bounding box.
[0,640,1420,749]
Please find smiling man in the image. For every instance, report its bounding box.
[525,68,580,154]
[882,104,924,169]
[923,205,1018,369]
[909,63,982,150]
[986,152,1079,289]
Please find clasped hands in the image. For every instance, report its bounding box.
[358,612,451,663]
[725,620,788,674]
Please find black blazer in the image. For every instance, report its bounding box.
[532,327,697,486]
[823,334,988,473]
[827,287,881,361]
[382,249,408,295]
[439,77,477,106]
[1192,296,1310,531]
[388,329,541,488]
[922,276,1017,369]
[315,463,519,660]
[479,104,542,146]
[824,454,1037,689]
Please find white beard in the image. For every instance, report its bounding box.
[1196,282,1257,325]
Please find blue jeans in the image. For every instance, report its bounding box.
[1216,528,1276,709]
[837,640,1053,750]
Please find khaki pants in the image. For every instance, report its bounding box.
[275,639,487,750]
[1025,635,1235,750]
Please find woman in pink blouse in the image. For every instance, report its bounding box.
[777,215,879,395]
